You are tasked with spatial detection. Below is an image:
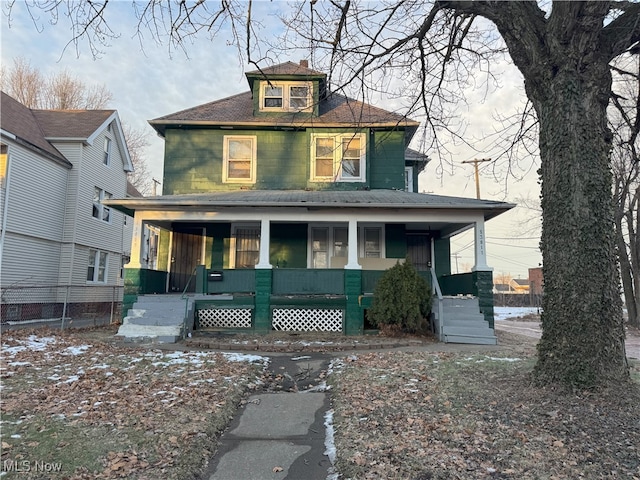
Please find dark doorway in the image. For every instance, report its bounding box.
[407,234,431,271]
[169,229,203,292]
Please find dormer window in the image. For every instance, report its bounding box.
[260,81,312,112]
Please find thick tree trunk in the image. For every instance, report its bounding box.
[477,1,632,386]
[531,69,628,385]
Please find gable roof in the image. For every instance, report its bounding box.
[32,108,134,172]
[32,109,115,141]
[0,92,70,166]
[1,91,133,172]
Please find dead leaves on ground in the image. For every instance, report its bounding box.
[1,329,265,479]
[330,351,640,479]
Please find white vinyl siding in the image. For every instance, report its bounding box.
[1,119,130,303]
[53,128,128,256]
[0,143,68,243]
[0,233,63,286]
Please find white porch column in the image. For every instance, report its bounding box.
[256,218,273,269]
[126,215,145,269]
[345,219,361,270]
[472,216,492,272]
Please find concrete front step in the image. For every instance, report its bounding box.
[443,325,496,337]
[444,319,491,327]
[116,295,196,343]
[443,334,497,345]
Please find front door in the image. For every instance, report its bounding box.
[407,234,431,271]
[169,229,203,292]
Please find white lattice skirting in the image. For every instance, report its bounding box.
[272,308,343,332]
[197,308,252,329]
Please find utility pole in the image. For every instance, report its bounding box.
[462,158,491,199]
[452,253,460,273]
[152,178,161,196]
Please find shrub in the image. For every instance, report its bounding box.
[368,258,432,333]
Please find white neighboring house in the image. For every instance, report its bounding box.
[0,91,134,323]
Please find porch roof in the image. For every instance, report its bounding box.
[105,189,514,221]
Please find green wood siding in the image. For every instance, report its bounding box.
[163,128,310,192]
[270,223,307,268]
[163,127,413,193]
[207,223,231,269]
[434,237,451,277]
[371,130,406,190]
[385,223,406,258]
[272,269,345,295]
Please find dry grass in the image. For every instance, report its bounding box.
[0,327,266,479]
[329,341,640,480]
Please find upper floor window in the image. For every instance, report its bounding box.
[223,136,257,184]
[310,133,366,182]
[405,166,414,192]
[93,187,112,222]
[103,137,112,166]
[87,249,108,282]
[260,81,312,112]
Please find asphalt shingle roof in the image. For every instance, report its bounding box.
[149,62,419,136]
[105,189,514,221]
[32,109,115,139]
[0,92,68,163]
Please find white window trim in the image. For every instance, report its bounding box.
[259,81,313,112]
[230,223,261,268]
[103,137,112,166]
[359,224,385,259]
[93,187,112,223]
[308,224,380,268]
[310,133,367,183]
[87,249,108,283]
[405,166,414,192]
[222,135,257,184]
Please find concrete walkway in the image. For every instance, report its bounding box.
[203,354,336,480]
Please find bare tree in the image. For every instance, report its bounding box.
[1,57,112,109]
[611,53,640,329]
[1,57,151,193]
[0,57,44,108]
[124,125,153,196]
[8,1,639,387]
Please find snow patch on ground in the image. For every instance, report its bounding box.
[494,307,541,321]
[324,409,339,480]
[223,352,268,364]
[2,335,57,357]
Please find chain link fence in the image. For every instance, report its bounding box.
[1,285,124,328]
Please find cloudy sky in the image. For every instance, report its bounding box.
[1,1,542,278]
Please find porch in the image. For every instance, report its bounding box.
[122,266,496,343]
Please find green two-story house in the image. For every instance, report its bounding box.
[107,61,513,343]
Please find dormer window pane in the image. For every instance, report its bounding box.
[264,86,283,108]
[289,86,309,109]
